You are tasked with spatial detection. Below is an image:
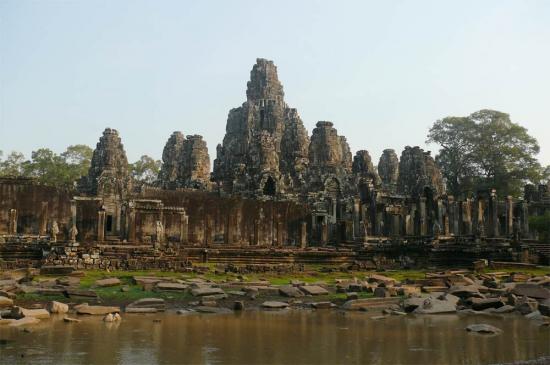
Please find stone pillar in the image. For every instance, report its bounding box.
[321,221,328,246]
[520,201,529,238]
[419,198,427,236]
[505,196,514,236]
[204,216,213,246]
[8,209,17,235]
[352,198,361,240]
[405,214,413,236]
[224,211,233,245]
[475,197,485,237]
[97,210,106,242]
[70,200,77,231]
[300,221,307,248]
[391,215,400,236]
[180,213,189,244]
[449,198,459,236]
[276,221,284,246]
[128,208,136,243]
[253,219,260,245]
[39,202,49,236]
[462,199,472,235]
[489,189,499,237]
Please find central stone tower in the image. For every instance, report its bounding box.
[213,59,309,197]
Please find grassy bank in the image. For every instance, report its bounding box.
[15,264,549,306]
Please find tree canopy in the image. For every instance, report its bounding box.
[0,145,93,188]
[129,155,161,185]
[427,109,544,198]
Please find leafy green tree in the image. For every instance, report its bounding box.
[428,109,543,197]
[0,151,28,177]
[130,155,161,185]
[427,117,478,197]
[61,144,93,182]
[24,148,69,186]
[529,212,550,242]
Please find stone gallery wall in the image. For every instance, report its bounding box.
[0,178,73,239]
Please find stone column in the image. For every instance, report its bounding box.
[462,199,472,235]
[180,213,189,244]
[475,197,485,237]
[391,215,399,236]
[520,201,529,238]
[505,196,514,236]
[8,209,17,235]
[70,199,77,231]
[419,198,427,236]
[405,214,413,236]
[321,221,328,246]
[277,221,284,246]
[128,208,136,243]
[253,219,260,245]
[204,216,213,246]
[39,202,49,236]
[352,198,361,240]
[300,221,307,248]
[489,189,499,237]
[224,211,233,245]
[97,210,106,242]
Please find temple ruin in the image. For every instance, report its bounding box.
[1,58,549,268]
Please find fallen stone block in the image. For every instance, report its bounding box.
[95,278,121,287]
[279,286,304,298]
[76,305,120,315]
[466,323,502,335]
[8,317,41,327]
[262,301,289,309]
[46,301,69,314]
[299,285,329,296]
[191,287,225,297]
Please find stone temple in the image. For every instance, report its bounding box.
[0,58,549,268]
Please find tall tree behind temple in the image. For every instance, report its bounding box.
[0,150,27,177]
[427,109,544,198]
[130,155,161,185]
[0,145,93,188]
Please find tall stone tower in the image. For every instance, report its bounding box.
[213,58,309,196]
[158,132,210,190]
[79,128,131,197]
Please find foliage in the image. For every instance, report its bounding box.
[529,212,550,242]
[0,145,93,188]
[129,155,161,185]
[0,150,27,176]
[427,109,544,197]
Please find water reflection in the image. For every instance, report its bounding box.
[0,311,548,365]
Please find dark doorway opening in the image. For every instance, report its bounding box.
[106,215,113,232]
[263,176,276,196]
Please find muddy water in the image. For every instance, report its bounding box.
[0,310,548,365]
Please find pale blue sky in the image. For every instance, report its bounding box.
[1,0,549,166]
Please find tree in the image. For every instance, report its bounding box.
[529,212,550,242]
[130,155,161,185]
[24,148,69,186]
[427,109,543,197]
[426,117,478,197]
[0,151,28,177]
[61,144,93,182]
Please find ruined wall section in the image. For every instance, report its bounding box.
[0,178,72,238]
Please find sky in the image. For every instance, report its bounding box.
[1,0,549,167]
